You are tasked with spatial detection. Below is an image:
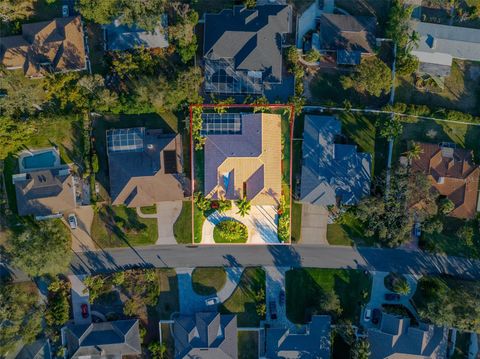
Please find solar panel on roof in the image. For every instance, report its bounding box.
[201,113,242,135]
[107,128,145,154]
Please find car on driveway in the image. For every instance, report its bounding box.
[279,290,285,306]
[363,308,372,322]
[205,297,220,306]
[68,213,77,229]
[385,293,401,301]
[269,301,277,320]
[81,303,89,318]
[372,308,381,325]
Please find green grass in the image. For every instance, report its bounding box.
[213,220,248,244]
[452,332,471,359]
[291,202,302,243]
[327,211,377,246]
[219,267,266,327]
[238,331,259,359]
[91,205,157,248]
[191,267,227,295]
[393,117,480,163]
[395,60,480,115]
[421,217,480,259]
[286,268,372,324]
[139,205,156,215]
[173,201,192,244]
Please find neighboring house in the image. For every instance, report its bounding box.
[317,14,377,65]
[300,115,371,207]
[103,16,168,51]
[203,5,292,95]
[106,127,185,207]
[14,339,51,359]
[62,320,141,359]
[368,313,448,359]
[13,149,75,219]
[266,315,331,358]
[172,312,237,359]
[203,113,282,205]
[411,142,480,219]
[0,16,87,78]
[410,20,480,77]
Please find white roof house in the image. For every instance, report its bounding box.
[410,20,480,76]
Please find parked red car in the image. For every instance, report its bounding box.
[81,303,89,318]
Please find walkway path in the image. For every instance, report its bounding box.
[202,204,278,244]
[175,267,244,315]
[136,201,182,245]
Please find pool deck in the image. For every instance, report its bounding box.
[18,147,62,173]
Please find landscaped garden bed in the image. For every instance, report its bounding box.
[191,267,227,295]
[213,220,248,244]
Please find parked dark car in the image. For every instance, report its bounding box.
[372,308,381,325]
[81,303,89,318]
[269,301,277,320]
[385,293,401,301]
[279,290,285,306]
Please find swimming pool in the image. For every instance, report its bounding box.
[22,151,57,170]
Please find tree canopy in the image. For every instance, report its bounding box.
[9,219,72,277]
[414,276,480,332]
[0,117,35,160]
[0,0,34,22]
[0,282,43,356]
[341,57,392,97]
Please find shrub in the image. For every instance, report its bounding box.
[304,49,321,63]
[194,192,210,211]
[457,225,474,246]
[213,220,248,243]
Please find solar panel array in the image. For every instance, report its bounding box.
[107,128,145,154]
[201,113,242,135]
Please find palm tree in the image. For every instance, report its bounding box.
[407,30,420,51]
[236,196,251,217]
[351,339,371,359]
[393,278,411,296]
[403,142,423,161]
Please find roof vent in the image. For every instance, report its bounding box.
[147,144,154,150]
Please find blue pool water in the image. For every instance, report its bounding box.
[22,151,57,169]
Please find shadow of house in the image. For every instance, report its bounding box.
[0,16,87,78]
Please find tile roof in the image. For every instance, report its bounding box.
[13,166,75,217]
[411,142,479,219]
[319,14,377,55]
[173,312,237,359]
[266,315,331,358]
[300,115,371,206]
[63,320,141,359]
[368,313,448,359]
[0,16,86,78]
[203,5,291,93]
[203,113,282,205]
[107,128,185,207]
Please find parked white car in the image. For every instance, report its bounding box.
[205,297,220,306]
[363,308,372,322]
[62,5,69,17]
[68,213,77,229]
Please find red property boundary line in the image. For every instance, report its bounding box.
[188,104,295,246]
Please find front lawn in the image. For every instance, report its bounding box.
[238,331,259,359]
[420,217,480,259]
[286,268,371,324]
[327,211,376,247]
[219,267,266,327]
[214,220,248,244]
[191,267,227,295]
[91,204,157,248]
[173,201,205,245]
[291,202,302,243]
[139,205,156,215]
[395,60,480,114]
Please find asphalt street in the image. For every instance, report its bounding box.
[3,245,480,282]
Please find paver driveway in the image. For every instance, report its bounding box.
[202,204,279,244]
[300,204,328,244]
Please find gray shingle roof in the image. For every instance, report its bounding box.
[203,5,291,93]
[63,320,141,359]
[410,20,480,70]
[173,312,237,359]
[368,313,448,359]
[300,115,371,206]
[266,315,331,358]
